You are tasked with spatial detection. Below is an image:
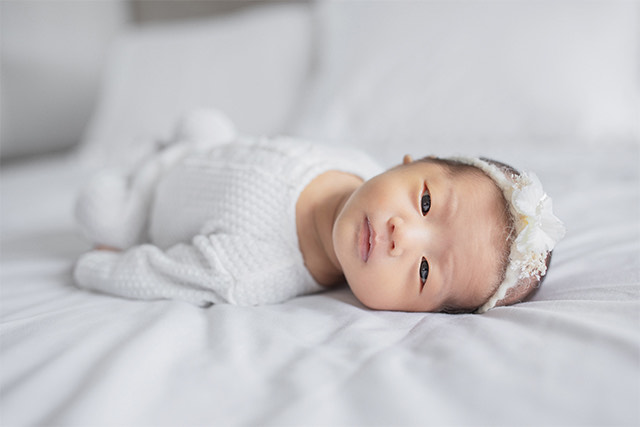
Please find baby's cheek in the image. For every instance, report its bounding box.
[345,271,378,307]
[355,272,403,310]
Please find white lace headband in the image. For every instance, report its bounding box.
[451,157,566,313]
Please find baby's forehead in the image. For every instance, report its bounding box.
[416,159,499,195]
[441,168,509,306]
[427,159,493,182]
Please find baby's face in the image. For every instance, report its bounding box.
[332,159,506,312]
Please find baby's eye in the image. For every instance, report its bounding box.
[420,257,430,285]
[421,186,431,215]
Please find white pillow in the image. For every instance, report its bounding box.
[0,1,128,160]
[293,0,639,165]
[78,3,312,166]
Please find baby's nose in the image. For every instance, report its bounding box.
[388,216,408,257]
[388,217,401,256]
[388,216,426,257]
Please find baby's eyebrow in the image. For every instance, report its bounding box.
[431,176,456,223]
[441,245,456,298]
[434,180,457,297]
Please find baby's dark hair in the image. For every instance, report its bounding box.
[418,156,552,313]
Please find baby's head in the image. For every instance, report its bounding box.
[332,154,565,313]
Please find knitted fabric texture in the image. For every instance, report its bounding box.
[74,136,382,306]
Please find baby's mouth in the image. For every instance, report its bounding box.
[360,216,374,262]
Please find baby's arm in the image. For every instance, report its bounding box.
[73,235,231,305]
[74,233,315,306]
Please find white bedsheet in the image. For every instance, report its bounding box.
[1,140,638,426]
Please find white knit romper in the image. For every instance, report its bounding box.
[74,135,382,306]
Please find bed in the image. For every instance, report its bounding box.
[2,1,639,425]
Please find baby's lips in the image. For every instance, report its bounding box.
[360,216,371,262]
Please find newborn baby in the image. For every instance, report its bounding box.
[74,110,565,313]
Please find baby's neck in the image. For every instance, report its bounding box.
[296,171,363,286]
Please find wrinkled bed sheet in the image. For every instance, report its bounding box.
[1,141,638,426]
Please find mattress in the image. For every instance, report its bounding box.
[1,140,638,426]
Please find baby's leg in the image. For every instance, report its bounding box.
[75,144,187,249]
[76,109,236,249]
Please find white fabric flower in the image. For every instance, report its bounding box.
[511,172,566,278]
